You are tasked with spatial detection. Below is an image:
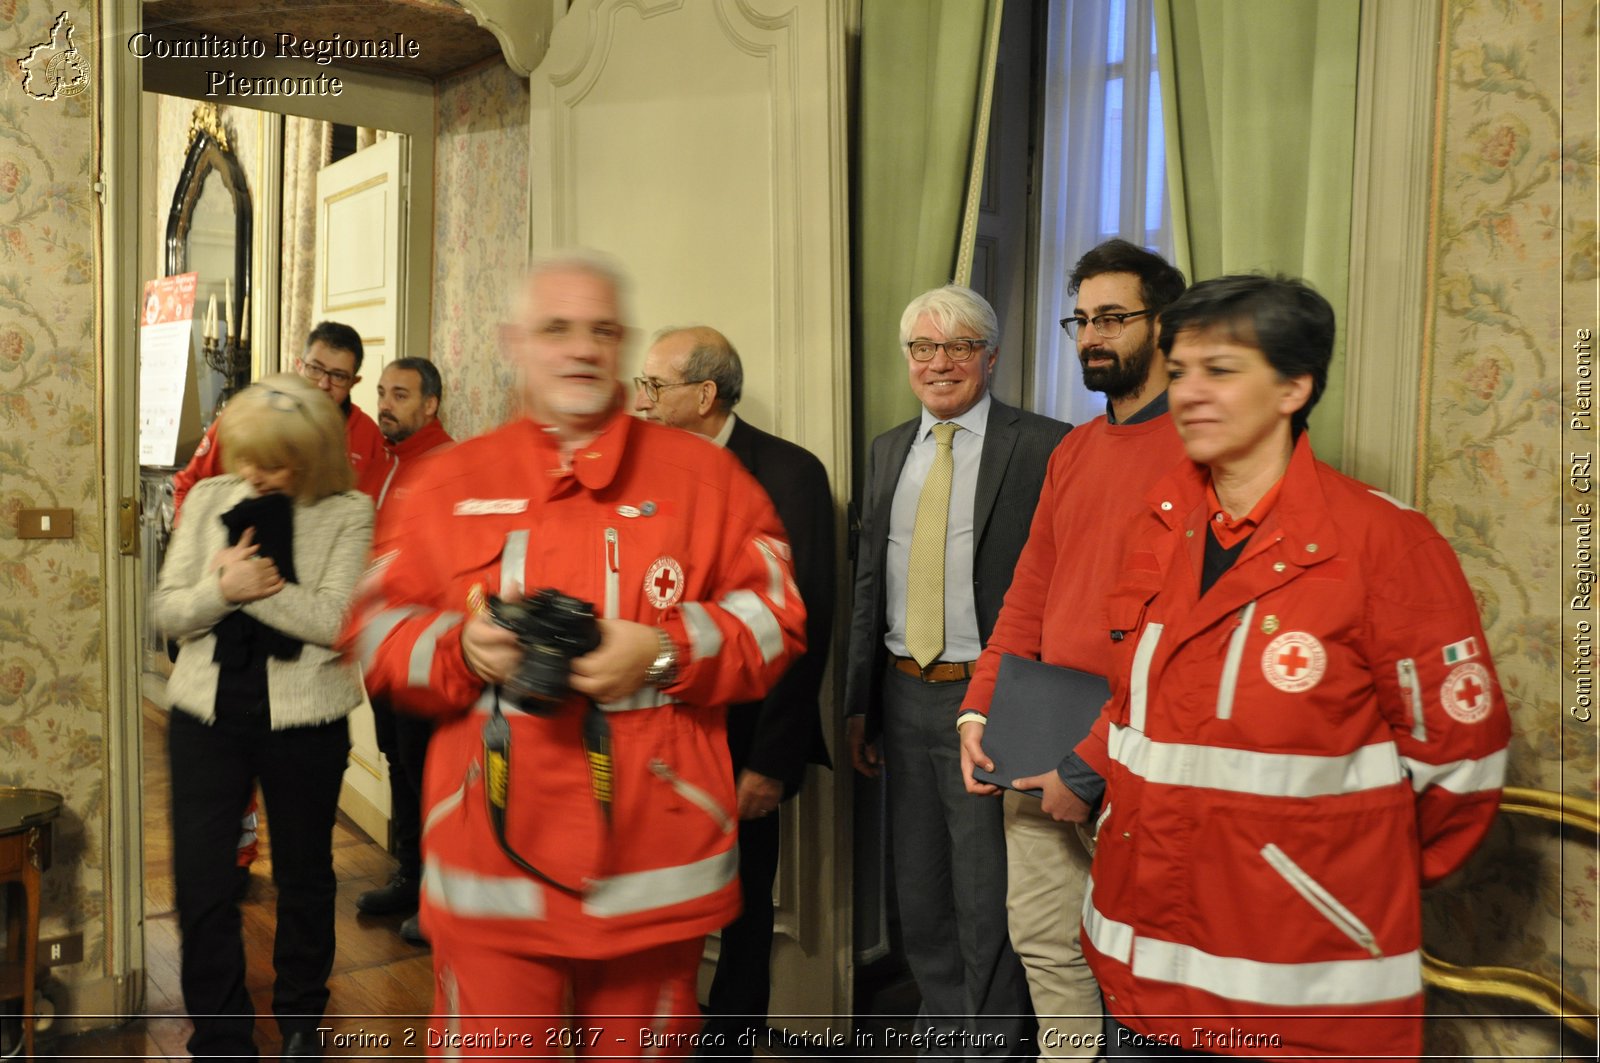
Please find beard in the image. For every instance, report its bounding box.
[1080,332,1157,401]
[379,414,416,444]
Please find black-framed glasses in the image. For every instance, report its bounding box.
[1060,310,1154,339]
[299,358,355,388]
[906,338,987,362]
[632,376,705,402]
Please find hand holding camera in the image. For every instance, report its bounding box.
[485,590,602,711]
[463,588,670,709]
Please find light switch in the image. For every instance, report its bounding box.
[17,508,74,540]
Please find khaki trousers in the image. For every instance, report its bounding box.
[1003,789,1104,1060]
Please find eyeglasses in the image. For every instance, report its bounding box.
[906,339,987,362]
[299,359,355,388]
[632,376,705,402]
[1060,310,1154,339]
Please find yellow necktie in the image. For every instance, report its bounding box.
[905,421,961,669]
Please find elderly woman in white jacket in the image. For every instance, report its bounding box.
[153,372,373,1063]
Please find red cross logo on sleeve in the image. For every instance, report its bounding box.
[1261,631,1326,693]
[1441,662,1493,724]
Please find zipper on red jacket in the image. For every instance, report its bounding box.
[649,759,735,834]
[1397,658,1426,740]
[1261,842,1381,957]
[1215,602,1257,720]
[604,527,620,618]
[423,758,478,839]
[1093,801,1113,840]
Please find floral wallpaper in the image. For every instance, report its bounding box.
[0,0,108,980]
[1417,0,1596,1057]
[431,59,529,441]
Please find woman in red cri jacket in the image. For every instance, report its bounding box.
[1060,275,1509,1059]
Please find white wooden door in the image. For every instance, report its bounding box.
[315,135,406,416]
[313,135,407,844]
[529,0,854,1034]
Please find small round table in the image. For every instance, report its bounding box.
[0,788,62,1062]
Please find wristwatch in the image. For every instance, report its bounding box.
[644,627,680,688]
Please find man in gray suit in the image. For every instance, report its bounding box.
[845,285,1070,1056]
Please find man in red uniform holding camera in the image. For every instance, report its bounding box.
[344,251,805,1055]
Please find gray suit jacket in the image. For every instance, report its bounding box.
[844,398,1070,739]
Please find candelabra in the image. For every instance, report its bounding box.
[201,332,251,404]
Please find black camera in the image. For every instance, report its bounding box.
[486,589,602,712]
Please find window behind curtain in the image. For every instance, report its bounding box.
[1033,0,1174,425]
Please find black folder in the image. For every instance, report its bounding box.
[972,654,1110,797]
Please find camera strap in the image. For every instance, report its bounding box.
[481,689,617,892]
[481,690,590,896]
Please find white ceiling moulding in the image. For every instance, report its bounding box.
[458,0,562,77]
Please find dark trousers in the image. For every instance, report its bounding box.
[168,709,350,1061]
[700,804,782,1058]
[371,695,431,879]
[882,667,1032,1059]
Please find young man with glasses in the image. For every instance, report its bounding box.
[173,321,389,514]
[955,239,1188,1057]
[844,284,1068,1058]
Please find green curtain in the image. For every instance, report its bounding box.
[1156,0,1361,465]
[854,0,1000,459]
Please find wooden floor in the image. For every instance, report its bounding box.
[47,700,841,1062]
[52,700,434,1061]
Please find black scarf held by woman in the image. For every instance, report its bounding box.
[212,491,303,668]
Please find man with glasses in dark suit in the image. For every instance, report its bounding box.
[634,325,835,1058]
[845,285,1068,1058]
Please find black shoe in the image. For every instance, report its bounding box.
[357,873,419,915]
[399,913,429,947]
[281,1030,320,1059]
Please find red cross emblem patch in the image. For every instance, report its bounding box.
[644,556,685,609]
[1260,631,1326,693]
[1441,662,1492,724]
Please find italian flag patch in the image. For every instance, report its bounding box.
[1441,637,1479,665]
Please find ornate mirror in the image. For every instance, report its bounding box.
[164,102,252,419]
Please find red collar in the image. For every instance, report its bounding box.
[1147,433,1339,568]
[1204,477,1284,550]
[387,418,454,460]
[513,406,634,497]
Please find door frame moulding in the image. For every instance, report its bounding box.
[1341,0,1438,500]
[94,19,437,1033]
[95,0,150,1029]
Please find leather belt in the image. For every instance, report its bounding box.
[892,655,975,683]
